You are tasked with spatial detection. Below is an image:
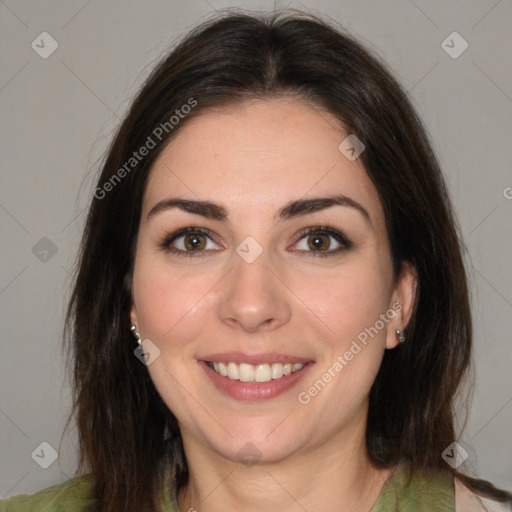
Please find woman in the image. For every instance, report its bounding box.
[1,9,510,512]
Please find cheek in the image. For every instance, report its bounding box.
[296,255,392,398]
[132,256,214,352]
[298,258,392,343]
[132,258,215,420]
[313,258,393,407]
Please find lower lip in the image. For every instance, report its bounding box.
[199,361,315,401]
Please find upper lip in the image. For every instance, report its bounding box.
[200,352,313,365]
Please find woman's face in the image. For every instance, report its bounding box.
[130,97,415,464]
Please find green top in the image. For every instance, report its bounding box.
[0,462,454,511]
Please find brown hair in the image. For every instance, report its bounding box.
[63,8,512,511]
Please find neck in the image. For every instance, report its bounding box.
[177,419,393,512]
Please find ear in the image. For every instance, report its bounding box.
[385,262,417,349]
[130,302,138,329]
[125,273,139,328]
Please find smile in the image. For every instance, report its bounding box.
[206,361,305,383]
[200,358,314,401]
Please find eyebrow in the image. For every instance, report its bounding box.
[147,194,372,226]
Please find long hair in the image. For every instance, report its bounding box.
[63,9,512,511]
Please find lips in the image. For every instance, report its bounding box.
[199,352,314,401]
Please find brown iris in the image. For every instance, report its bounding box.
[184,232,207,251]
[307,232,330,251]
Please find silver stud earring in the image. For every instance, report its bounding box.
[130,325,142,346]
[396,329,406,343]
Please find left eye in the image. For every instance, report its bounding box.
[291,227,352,256]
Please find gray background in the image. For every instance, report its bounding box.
[1,0,511,499]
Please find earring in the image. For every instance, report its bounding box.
[396,329,406,343]
[130,325,142,346]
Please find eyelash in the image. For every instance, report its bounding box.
[158,225,353,259]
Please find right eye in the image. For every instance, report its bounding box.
[159,227,223,258]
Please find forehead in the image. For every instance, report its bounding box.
[143,97,383,225]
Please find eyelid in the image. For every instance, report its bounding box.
[158,225,352,258]
[291,226,353,256]
[159,226,222,255]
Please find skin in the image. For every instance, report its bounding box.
[130,97,417,512]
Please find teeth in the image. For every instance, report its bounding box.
[218,362,228,376]
[239,363,254,382]
[271,363,283,379]
[227,362,239,380]
[255,364,271,383]
[210,361,305,383]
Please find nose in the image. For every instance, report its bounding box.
[217,249,292,333]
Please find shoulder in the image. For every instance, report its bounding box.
[455,479,512,512]
[376,462,511,512]
[0,474,95,512]
[398,465,454,510]
[373,462,455,511]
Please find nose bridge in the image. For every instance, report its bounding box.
[218,240,290,331]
